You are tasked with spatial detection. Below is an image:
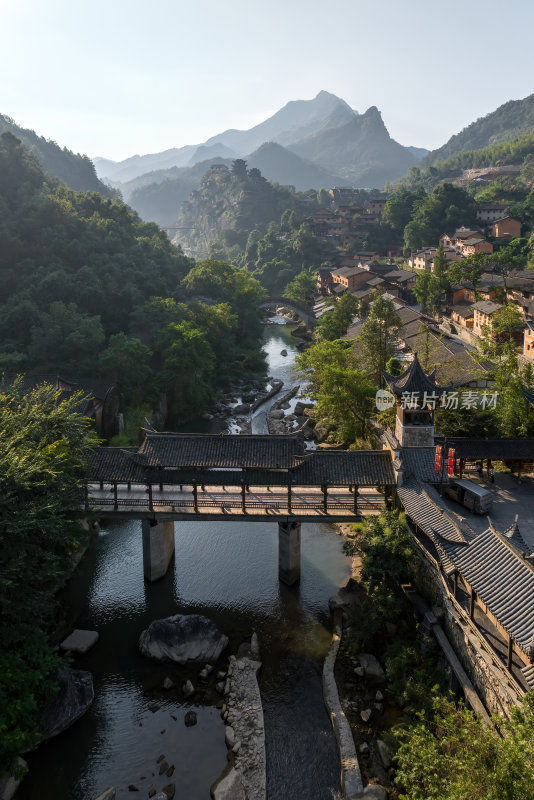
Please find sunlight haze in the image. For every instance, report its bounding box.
[1,0,533,160]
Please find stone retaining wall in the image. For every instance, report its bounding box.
[323,610,364,800]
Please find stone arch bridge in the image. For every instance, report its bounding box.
[257,297,316,328]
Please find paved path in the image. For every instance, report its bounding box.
[441,471,534,550]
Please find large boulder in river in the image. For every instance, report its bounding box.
[139,614,229,664]
[39,666,94,743]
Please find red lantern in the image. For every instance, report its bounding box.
[447,448,455,475]
[435,445,442,472]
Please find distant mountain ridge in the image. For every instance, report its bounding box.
[0,113,112,196]
[204,90,356,153]
[423,93,534,165]
[288,106,419,185]
[94,91,421,189]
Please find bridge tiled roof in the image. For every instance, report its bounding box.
[87,448,148,482]
[297,451,395,486]
[86,440,395,486]
[138,432,306,470]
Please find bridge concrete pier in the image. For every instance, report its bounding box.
[142,519,175,582]
[278,521,301,585]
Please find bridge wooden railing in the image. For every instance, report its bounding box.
[86,494,382,515]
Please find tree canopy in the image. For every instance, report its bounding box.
[0,380,99,774]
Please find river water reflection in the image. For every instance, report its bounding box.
[19,321,348,800]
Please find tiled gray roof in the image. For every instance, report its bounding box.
[398,447,446,484]
[450,528,534,656]
[139,432,305,469]
[87,448,148,482]
[397,477,470,546]
[297,451,395,486]
[521,663,534,689]
[398,476,534,657]
[449,438,534,460]
[472,300,502,315]
[501,521,532,556]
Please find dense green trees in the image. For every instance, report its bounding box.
[403,183,477,252]
[394,692,534,800]
[356,293,402,384]
[296,339,376,442]
[0,132,192,372]
[315,291,359,341]
[0,134,268,426]
[382,187,426,233]
[413,246,449,315]
[400,132,534,192]
[99,333,154,406]
[0,114,113,196]
[283,270,316,304]
[0,380,99,774]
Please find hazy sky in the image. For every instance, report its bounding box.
[1,0,533,162]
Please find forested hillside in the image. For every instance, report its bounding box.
[400,132,534,191]
[174,160,302,257]
[0,113,113,196]
[0,133,266,425]
[423,93,534,164]
[122,146,344,228]
[124,158,233,228]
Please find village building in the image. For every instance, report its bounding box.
[306,208,337,236]
[448,283,469,304]
[431,247,465,269]
[476,203,510,223]
[328,186,364,208]
[462,273,503,303]
[450,305,475,330]
[440,227,490,254]
[523,320,534,360]
[365,196,388,217]
[330,265,371,291]
[459,237,494,256]
[472,300,503,337]
[488,216,522,240]
[316,266,334,293]
[408,247,438,271]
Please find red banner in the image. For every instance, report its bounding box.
[447,447,455,475]
[435,445,442,472]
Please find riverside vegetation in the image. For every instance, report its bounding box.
[0,380,99,777]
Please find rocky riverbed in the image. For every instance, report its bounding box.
[212,634,266,800]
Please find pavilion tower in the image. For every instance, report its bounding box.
[383,354,446,447]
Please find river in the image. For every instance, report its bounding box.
[18,319,349,800]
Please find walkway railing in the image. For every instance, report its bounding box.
[85,483,385,518]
